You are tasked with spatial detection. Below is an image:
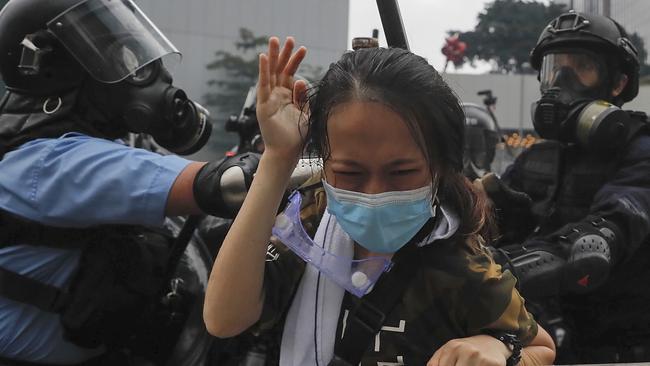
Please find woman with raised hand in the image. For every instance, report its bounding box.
[204,36,555,366]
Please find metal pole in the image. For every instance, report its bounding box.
[376,0,410,50]
[519,73,525,138]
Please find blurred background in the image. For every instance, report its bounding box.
[2,0,647,170]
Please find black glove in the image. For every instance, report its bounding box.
[478,173,535,244]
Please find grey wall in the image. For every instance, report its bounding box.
[443,73,540,132]
[624,83,650,111]
[136,0,349,100]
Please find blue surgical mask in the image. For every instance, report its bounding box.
[322,180,437,253]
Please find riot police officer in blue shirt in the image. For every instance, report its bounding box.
[482,10,650,363]
[0,0,260,364]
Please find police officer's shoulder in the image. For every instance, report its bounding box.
[508,138,559,166]
[620,110,650,155]
[625,130,650,158]
[6,132,109,156]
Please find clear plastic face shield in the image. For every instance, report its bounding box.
[47,0,180,83]
[272,191,392,298]
[539,51,607,94]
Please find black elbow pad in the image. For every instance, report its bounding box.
[192,153,261,218]
[553,216,621,293]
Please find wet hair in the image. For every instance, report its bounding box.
[305,47,496,244]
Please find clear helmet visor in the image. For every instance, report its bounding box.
[47,0,180,83]
[540,51,606,92]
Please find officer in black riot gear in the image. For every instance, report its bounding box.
[482,10,650,363]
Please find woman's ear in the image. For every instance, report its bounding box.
[612,74,629,97]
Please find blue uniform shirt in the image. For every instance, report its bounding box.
[0,133,192,364]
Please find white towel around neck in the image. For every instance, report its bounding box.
[279,205,459,366]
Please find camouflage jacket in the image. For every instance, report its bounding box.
[256,178,539,365]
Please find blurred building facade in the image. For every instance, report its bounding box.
[554,0,650,64]
[134,0,350,157]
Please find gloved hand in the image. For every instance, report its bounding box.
[476,173,532,208]
[475,173,535,243]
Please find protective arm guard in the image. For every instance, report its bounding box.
[192,154,322,218]
[192,152,261,218]
[491,216,620,299]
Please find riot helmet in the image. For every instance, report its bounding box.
[0,0,211,155]
[461,103,499,180]
[0,0,178,95]
[530,11,640,150]
[531,11,639,103]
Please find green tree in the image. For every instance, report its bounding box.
[448,0,566,73]
[204,28,267,116]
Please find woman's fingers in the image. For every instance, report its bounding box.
[259,36,307,104]
[437,349,458,366]
[279,46,306,89]
[276,37,294,75]
[267,37,280,88]
[257,53,270,102]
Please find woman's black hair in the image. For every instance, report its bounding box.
[305,47,496,243]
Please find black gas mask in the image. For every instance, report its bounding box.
[532,51,631,150]
[84,59,211,155]
[44,0,211,154]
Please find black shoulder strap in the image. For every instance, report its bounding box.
[0,210,91,311]
[0,210,90,249]
[330,219,437,366]
[0,266,68,313]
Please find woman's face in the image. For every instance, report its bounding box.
[323,101,432,193]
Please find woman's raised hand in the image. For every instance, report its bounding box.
[256,37,308,162]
